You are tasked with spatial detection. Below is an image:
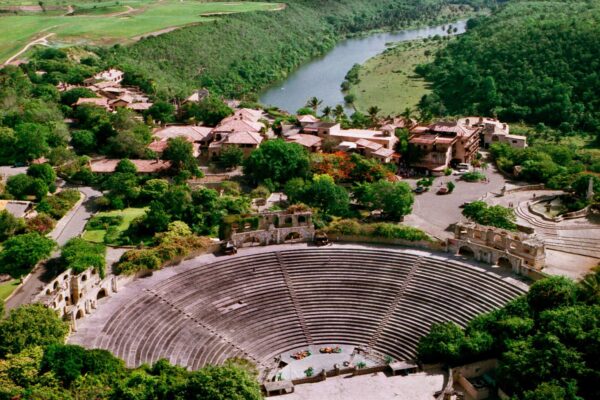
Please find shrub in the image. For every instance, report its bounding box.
[87,215,123,230]
[114,230,211,275]
[327,219,430,241]
[417,177,435,187]
[61,238,106,277]
[36,190,81,219]
[462,171,486,182]
[26,213,55,234]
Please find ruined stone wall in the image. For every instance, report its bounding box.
[451,222,546,271]
[35,268,133,331]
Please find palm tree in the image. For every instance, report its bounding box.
[333,104,346,122]
[321,106,332,119]
[367,105,381,127]
[400,107,413,125]
[306,97,322,114]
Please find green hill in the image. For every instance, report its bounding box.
[107,0,465,98]
[416,0,600,137]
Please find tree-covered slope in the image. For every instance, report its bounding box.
[107,0,461,98]
[417,0,600,136]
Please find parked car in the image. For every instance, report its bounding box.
[437,187,450,195]
[414,186,427,194]
[453,169,469,176]
[221,241,237,255]
[456,163,471,171]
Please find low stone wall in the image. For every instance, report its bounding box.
[161,244,221,268]
[528,197,591,222]
[333,235,446,252]
[502,183,546,195]
[518,266,547,281]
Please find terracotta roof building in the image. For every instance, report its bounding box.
[74,97,110,110]
[90,159,171,174]
[286,134,322,152]
[408,120,481,174]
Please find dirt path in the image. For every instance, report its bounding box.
[107,5,135,17]
[3,33,54,66]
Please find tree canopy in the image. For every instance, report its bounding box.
[417,269,600,399]
[0,305,68,357]
[0,233,56,278]
[244,139,311,188]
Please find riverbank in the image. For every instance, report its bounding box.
[109,0,461,98]
[260,19,467,113]
[349,38,444,115]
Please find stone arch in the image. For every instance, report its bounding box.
[497,257,513,270]
[97,289,108,300]
[458,246,476,259]
[76,309,85,319]
[284,232,301,243]
[298,215,307,224]
[242,236,261,247]
[81,274,87,282]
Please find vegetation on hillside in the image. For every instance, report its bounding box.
[417,0,600,138]
[109,0,463,98]
[417,269,600,399]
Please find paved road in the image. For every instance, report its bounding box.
[0,166,28,178]
[403,164,507,239]
[5,186,102,310]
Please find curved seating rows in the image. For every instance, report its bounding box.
[89,248,526,369]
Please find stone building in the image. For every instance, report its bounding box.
[224,210,315,247]
[34,267,130,331]
[448,222,545,272]
[458,117,526,149]
[409,121,480,174]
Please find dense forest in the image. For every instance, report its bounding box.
[417,0,600,137]
[0,303,262,399]
[417,269,600,399]
[107,0,492,99]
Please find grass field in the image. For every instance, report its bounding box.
[0,279,19,302]
[82,207,147,244]
[351,39,446,116]
[0,0,282,63]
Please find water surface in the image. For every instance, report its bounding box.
[260,20,467,113]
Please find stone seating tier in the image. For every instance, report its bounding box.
[84,248,526,370]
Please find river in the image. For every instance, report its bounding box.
[259,20,467,113]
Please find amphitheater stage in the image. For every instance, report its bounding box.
[68,243,528,378]
[278,344,377,380]
[283,370,445,400]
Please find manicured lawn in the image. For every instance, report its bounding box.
[0,279,19,302]
[82,207,147,244]
[0,0,282,63]
[351,39,445,115]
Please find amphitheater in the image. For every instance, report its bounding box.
[69,244,527,388]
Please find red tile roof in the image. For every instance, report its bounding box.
[153,125,212,142]
[286,134,322,148]
[223,131,263,145]
[90,159,171,173]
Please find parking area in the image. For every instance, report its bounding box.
[403,164,507,239]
